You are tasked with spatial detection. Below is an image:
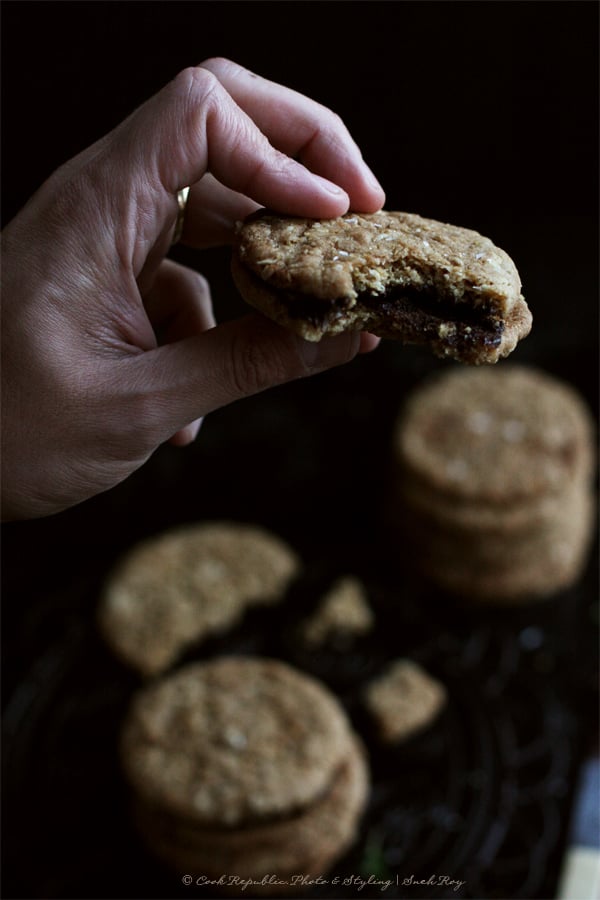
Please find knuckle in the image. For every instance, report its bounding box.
[197,56,234,76]
[228,329,288,397]
[323,107,346,133]
[180,265,210,297]
[172,65,220,112]
[190,269,211,297]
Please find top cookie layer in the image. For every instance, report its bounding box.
[393,365,596,505]
[235,210,522,314]
[120,657,355,827]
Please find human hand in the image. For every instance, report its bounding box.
[1,57,385,520]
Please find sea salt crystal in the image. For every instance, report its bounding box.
[223,726,248,751]
[466,410,492,435]
[445,458,470,481]
[502,419,526,442]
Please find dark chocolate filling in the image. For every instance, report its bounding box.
[284,283,504,348]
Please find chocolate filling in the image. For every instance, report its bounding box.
[284,284,504,349]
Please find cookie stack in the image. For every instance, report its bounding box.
[120,656,369,894]
[98,522,301,677]
[390,365,596,604]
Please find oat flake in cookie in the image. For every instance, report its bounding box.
[232,210,532,364]
[389,365,597,604]
[120,656,369,894]
[97,521,300,678]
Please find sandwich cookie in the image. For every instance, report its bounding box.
[390,365,596,603]
[120,656,370,893]
[232,210,531,365]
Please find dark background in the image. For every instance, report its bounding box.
[2,3,599,899]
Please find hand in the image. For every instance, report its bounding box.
[1,57,385,520]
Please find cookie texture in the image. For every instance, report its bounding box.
[298,575,374,649]
[120,656,369,894]
[121,656,353,825]
[362,659,447,744]
[131,738,368,895]
[98,522,300,677]
[389,365,597,604]
[394,365,595,504]
[232,210,532,364]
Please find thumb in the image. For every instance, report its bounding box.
[128,314,361,445]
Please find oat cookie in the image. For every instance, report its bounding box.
[232,210,531,364]
[131,737,368,895]
[362,659,447,744]
[121,656,357,826]
[389,365,597,603]
[393,365,595,505]
[98,522,300,677]
[422,490,595,604]
[120,656,369,893]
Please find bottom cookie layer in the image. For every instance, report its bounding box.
[131,737,369,895]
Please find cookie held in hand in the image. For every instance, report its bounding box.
[231,210,532,364]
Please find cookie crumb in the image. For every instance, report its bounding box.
[362,659,447,744]
[299,576,374,649]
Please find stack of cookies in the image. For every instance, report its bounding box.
[98,521,301,677]
[390,364,596,604]
[120,656,369,894]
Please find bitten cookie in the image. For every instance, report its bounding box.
[390,365,597,604]
[120,657,369,894]
[98,522,301,677]
[231,210,532,365]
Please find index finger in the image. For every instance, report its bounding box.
[200,57,385,214]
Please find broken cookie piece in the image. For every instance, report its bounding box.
[362,658,447,744]
[231,210,532,365]
[298,575,375,651]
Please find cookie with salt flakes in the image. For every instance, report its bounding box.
[98,521,300,678]
[393,365,595,506]
[389,365,597,604]
[120,656,369,894]
[231,209,531,364]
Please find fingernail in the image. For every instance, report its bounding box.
[363,162,385,194]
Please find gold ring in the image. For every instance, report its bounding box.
[172,186,190,245]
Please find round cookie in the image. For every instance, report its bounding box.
[232,210,531,365]
[404,478,591,566]
[120,657,370,893]
[98,522,301,677]
[389,364,597,604]
[393,365,595,505]
[421,490,596,604]
[131,738,369,895]
[393,458,593,536]
[120,656,357,826]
